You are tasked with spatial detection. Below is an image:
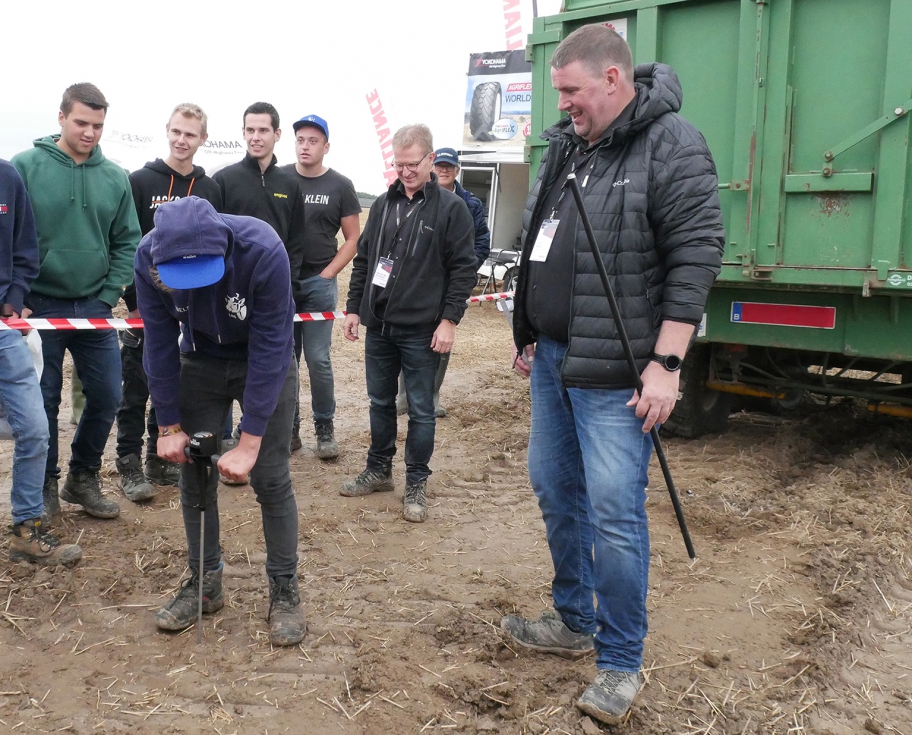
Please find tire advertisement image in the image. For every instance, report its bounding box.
[463,49,531,149]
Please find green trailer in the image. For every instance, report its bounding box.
[526,0,912,436]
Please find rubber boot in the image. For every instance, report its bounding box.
[432,352,450,418]
[396,372,408,416]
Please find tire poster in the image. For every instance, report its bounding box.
[463,50,532,149]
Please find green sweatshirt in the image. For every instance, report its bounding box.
[11,136,141,307]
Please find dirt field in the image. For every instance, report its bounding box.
[0,267,911,735]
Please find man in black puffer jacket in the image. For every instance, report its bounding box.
[500,25,724,726]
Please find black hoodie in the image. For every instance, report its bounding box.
[125,159,223,311]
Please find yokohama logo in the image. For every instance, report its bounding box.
[507,82,531,92]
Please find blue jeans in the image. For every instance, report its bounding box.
[0,331,49,523]
[364,324,439,483]
[293,275,337,428]
[528,336,653,673]
[26,294,122,478]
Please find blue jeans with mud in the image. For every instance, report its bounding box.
[293,274,337,431]
[528,336,653,673]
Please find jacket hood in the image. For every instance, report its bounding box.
[150,196,232,266]
[144,158,207,179]
[542,62,683,143]
[33,135,107,167]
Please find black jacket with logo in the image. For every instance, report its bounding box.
[513,62,725,390]
[125,159,222,311]
[213,153,306,301]
[347,174,477,329]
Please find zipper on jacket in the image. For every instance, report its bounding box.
[261,175,265,187]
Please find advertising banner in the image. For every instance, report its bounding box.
[100,128,244,175]
[463,49,532,150]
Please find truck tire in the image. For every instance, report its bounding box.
[663,345,732,438]
[469,82,502,142]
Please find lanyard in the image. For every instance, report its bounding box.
[550,144,599,219]
[386,198,420,258]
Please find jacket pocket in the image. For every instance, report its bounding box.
[37,249,109,298]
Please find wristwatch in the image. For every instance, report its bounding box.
[651,353,683,372]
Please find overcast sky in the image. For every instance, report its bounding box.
[1,0,561,195]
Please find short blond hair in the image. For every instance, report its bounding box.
[392,124,433,156]
[170,103,208,136]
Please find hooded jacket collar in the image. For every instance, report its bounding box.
[241,152,277,174]
[145,158,207,180]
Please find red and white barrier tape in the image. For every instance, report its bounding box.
[0,293,515,331]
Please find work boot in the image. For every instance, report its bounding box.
[500,608,594,659]
[577,670,644,725]
[116,454,158,502]
[218,438,249,485]
[145,454,181,486]
[41,475,60,525]
[290,427,303,453]
[268,575,306,646]
[9,519,82,566]
[340,468,394,497]
[61,471,121,519]
[396,373,408,416]
[155,562,225,631]
[432,352,450,418]
[403,479,428,523]
[314,419,339,460]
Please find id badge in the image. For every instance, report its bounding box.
[371,257,394,288]
[530,219,559,262]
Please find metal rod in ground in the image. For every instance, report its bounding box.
[566,173,696,560]
[197,461,206,644]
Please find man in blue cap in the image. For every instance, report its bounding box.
[134,196,305,646]
[281,115,361,458]
[398,147,490,417]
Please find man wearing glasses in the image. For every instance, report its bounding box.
[341,125,476,523]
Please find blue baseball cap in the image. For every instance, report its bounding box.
[434,148,459,167]
[293,114,329,139]
[152,197,228,290]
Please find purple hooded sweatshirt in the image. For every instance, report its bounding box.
[134,196,294,437]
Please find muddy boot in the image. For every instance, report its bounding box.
[500,608,594,659]
[145,454,181,486]
[290,427,303,453]
[116,454,158,502]
[340,468,394,497]
[403,479,428,523]
[577,670,643,725]
[61,470,120,519]
[41,476,60,525]
[396,373,408,416]
[268,576,306,646]
[156,563,225,631]
[9,519,82,566]
[314,419,339,460]
[432,352,450,418]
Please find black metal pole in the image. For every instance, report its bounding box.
[566,173,696,560]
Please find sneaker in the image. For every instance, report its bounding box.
[403,479,428,523]
[314,420,339,460]
[116,454,158,502]
[268,575,306,646]
[218,438,249,485]
[290,429,303,453]
[42,475,61,525]
[145,454,181,486]
[9,519,82,566]
[340,468,394,497]
[500,608,594,659]
[156,563,225,631]
[60,471,120,519]
[577,669,643,725]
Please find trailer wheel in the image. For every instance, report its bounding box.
[470,82,502,142]
[502,266,517,293]
[663,345,731,438]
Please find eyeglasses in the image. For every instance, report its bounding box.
[433,163,456,172]
[391,153,430,172]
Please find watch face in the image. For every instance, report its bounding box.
[664,354,682,371]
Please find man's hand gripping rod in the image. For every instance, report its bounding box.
[184,431,221,642]
[566,173,696,560]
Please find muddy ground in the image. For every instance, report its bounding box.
[0,269,911,735]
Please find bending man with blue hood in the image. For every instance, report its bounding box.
[134,196,305,646]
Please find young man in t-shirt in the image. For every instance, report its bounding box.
[116,103,223,502]
[281,115,361,459]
